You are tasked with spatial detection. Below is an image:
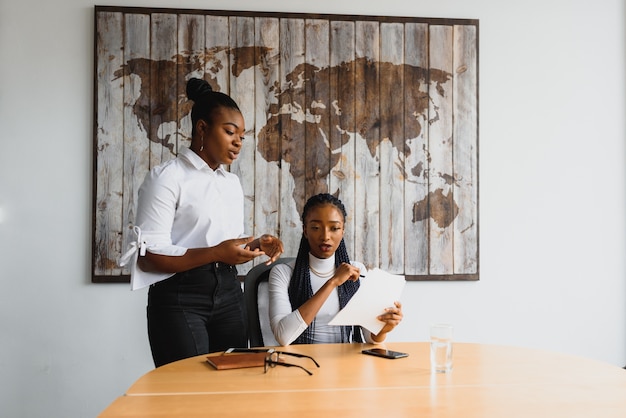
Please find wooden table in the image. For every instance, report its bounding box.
[99,342,626,417]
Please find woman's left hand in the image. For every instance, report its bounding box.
[255,234,284,264]
[374,301,403,339]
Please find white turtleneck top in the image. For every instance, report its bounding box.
[268,253,374,346]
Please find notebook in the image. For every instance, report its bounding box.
[206,352,268,370]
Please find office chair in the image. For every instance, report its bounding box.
[244,257,295,348]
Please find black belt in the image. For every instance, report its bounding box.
[188,262,234,272]
[150,262,235,289]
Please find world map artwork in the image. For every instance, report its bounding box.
[93,7,478,281]
[113,47,458,228]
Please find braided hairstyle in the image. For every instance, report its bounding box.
[186,78,241,137]
[288,193,363,344]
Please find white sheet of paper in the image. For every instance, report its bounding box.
[328,268,406,335]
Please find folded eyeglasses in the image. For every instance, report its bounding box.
[224,347,320,376]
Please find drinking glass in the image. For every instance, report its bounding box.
[430,323,453,373]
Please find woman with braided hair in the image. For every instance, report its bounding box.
[268,193,403,346]
[121,78,283,367]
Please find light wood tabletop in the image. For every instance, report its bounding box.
[100,342,626,417]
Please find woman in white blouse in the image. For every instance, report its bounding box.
[126,78,283,367]
[268,193,402,346]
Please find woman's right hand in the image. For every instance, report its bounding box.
[213,237,266,265]
[330,262,361,287]
[139,237,266,273]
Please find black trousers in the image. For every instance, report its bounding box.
[147,262,247,367]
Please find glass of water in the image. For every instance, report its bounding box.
[430,323,453,373]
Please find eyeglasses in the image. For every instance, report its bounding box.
[224,348,320,375]
[264,351,318,375]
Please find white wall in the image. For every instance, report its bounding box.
[0,0,624,416]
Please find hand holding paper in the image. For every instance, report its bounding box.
[328,268,406,335]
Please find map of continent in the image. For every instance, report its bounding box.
[114,46,458,228]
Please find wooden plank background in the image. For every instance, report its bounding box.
[93,7,479,282]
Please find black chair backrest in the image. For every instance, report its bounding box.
[244,258,295,348]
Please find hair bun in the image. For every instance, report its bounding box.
[186,78,213,101]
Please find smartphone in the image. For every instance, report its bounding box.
[362,348,409,359]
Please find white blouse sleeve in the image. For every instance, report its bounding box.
[268,262,308,346]
[134,166,188,255]
[119,166,187,290]
[118,226,183,291]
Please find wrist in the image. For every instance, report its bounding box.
[327,276,343,288]
[371,331,386,343]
